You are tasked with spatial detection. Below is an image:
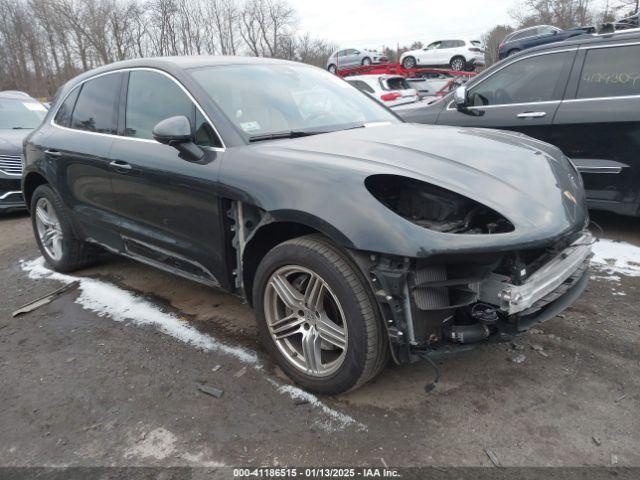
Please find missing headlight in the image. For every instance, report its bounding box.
[365,174,514,234]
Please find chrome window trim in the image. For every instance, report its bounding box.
[50,67,226,151]
[444,48,576,110]
[564,94,640,103]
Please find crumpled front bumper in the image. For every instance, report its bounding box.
[478,231,593,316]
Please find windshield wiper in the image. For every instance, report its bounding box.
[248,130,327,142]
[248,125,368,143]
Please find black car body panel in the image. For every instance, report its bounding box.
[23,56,591,366]
[219,124,587,258]
[498,25,595,59]
[402,31,640,217]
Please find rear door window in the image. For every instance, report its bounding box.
[577,45,640,99]
[71,73,122,134]
[468,51,572,106]
[384,77,411,90]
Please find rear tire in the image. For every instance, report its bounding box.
[508,49,520,57]
[327,64,337,74]
[402,56,416,69]
[31,184,99,273]
[253,234,388,394]
[450,56,466,71]
[361,57,371,66]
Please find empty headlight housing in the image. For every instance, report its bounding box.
[365,174,514,234]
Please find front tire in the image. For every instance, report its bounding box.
[327,64,337,74]
[402,56,416,69]
[253,235,388,394]
[31,184,99,272]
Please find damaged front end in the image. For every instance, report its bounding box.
[354,174,593,364]
[351,231,592,364]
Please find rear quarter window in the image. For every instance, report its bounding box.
[54,88,80,127]
[71,73,122,134]
[577,45,640,99]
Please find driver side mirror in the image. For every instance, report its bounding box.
[454,85,468,109]
[153,115,205,163]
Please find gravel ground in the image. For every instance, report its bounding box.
[0,210,639,468]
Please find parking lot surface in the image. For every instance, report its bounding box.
[1,211,639,467]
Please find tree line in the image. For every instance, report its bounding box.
[1,0,638,98]
[483,0,638,66]
[0,0,336,97]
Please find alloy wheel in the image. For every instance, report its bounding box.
[264,265,348,377]
[403,57,416,69]
[35,197,64,261]
[451,58,465,71]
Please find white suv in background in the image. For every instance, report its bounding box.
[400,39,485,71]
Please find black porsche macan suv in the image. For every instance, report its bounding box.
[1,91,47,212]
[402,29,640,217]
[23,57,591,393]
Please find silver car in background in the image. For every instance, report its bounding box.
[326,48,387,74]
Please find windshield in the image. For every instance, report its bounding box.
[0,98,47,129]
[190,64,399,139]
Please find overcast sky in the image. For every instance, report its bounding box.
[288,0,519,48]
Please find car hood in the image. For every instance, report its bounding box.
[257,123,586,249]
[0,129,31,155]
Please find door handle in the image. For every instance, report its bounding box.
[517,111,547,118]
[109,160,132,171]
[44,149,61,156]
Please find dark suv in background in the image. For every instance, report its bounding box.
[498,25,595,59]
[1,90,47,212]
[402,29,640,217]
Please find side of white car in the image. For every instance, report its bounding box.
[400,39,485,71]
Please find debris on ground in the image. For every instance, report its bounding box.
[294,398,310,406]
[211,365,221,372]
[511,342,525,351]
[234,366,247,378]
[197,384,224,398]
[12,281,80,317]
[592,436,602,446]
[529,328,544,334]
[611,454,618,465]
[530,344,549,357]
[484,448,500,467]
[510,354,526,364]
[615,393,627,403]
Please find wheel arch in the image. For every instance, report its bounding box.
[22,171,49,210]
[241,212,355,306]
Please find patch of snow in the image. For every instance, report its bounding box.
[20,258,257,364]
[20,257,365,432]
[266,378,366,432]
[591,239,640,277]
[126,427,176,460]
